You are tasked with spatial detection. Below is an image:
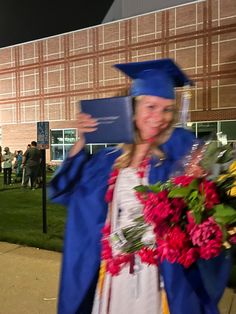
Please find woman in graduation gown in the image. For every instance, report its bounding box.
[49,59,231,314]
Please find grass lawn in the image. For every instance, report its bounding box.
[0,173,66,252]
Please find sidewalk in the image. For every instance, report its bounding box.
[0,241,235,314]
[0,242,61,314]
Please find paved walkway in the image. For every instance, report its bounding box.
[0,242,61,314]
[0,241,235,314]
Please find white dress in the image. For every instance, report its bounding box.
[92,168,162,314]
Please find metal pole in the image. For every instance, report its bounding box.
[41,149,47,233]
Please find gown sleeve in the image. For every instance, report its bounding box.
[48,149,89,206]
[160,252,232,314]
[49,148,120,314]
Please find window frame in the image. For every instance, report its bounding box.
[50,128,78,161]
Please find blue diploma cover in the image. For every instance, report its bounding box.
[80,96,134,144]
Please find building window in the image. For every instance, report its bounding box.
[220,121,236,141]
[50,129,77,161]
[187,120,236,143]
[196,122,217,139]
[85,143,117,155]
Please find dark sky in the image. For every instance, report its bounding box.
[0,0,114,48]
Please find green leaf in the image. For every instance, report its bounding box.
[133,216,145,224]
[168,187,190,198]
[134,185,149,193]
[214,215,236,225]
[149,184,162,193]
[188,179,199,190]
[200,142,219,170]
[189,190,199,201]
[191,209,202,224]
[217,144,234,164]
[213,204,236,217]
[213,204,236,224]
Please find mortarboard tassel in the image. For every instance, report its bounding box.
[179,84,192,128]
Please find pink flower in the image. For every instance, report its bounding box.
[187,217,223,254]
[173,175,195,187]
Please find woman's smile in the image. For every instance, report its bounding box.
[134,95,175,140]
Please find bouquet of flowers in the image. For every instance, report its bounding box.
[101,139,236,275]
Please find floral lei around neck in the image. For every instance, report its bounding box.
[101,157,158,276]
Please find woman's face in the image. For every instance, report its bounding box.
[134,95,175,140]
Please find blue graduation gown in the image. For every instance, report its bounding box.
[49,128,231,314]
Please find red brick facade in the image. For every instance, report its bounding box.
[0,0,235,160]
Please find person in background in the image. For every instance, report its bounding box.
[21,144,31,185]
[0,146,2,173]
[2,147,14,185]
[14,150,23,183]
[49,59,231,314]
[22,141,41,190]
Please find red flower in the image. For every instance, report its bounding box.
[170,198,186,223]
[105,168,120,203]
[156,239,178,264]
[200,179,220,209]
[105,187,114,203]
[135,191,147,204]
[102,223,111,236]
[177,248,199,268]
[143,191,172,224]
[154,222,170,238]
[106,259,121,276]
[229,234,236,245]
[101,238,112,259]
[156,226,190,264]
[108,168,119,185]
[138,247,158,265]
[173,175,195,187]
[200,240,222,260]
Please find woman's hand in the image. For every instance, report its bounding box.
[68,113,98,157]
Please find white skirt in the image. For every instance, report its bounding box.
[92,258,162,314]
[92,168,162,314]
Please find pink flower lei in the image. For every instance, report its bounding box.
[101,157,158,276]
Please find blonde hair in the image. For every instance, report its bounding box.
[114,96,177,169]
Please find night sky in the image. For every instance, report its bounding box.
[0,0,114,48]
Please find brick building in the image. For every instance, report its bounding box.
[0,0,235,162]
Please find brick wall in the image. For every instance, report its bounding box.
[0,0,235,159]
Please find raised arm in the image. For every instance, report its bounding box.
[49,112,98,206]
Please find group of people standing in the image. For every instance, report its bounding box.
[0,141,41,189]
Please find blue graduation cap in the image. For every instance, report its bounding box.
[114,58,192,99]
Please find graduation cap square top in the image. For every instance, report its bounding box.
[114,58,192,99]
